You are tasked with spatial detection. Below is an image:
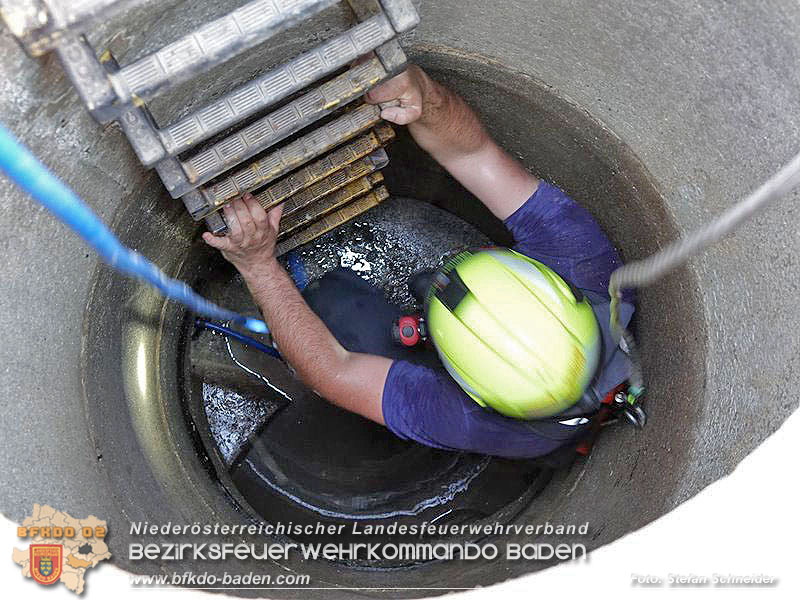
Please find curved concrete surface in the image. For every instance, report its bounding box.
[1,0,798,594]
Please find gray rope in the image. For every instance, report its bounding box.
[610,150,800,295]
[609,149,800,393]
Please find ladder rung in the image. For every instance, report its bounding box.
[182,57,390,188]
[278,172,384,238]
[113,0,339,104]
[202,175,389,237]
[193,122,394,219]
[275,186,389,255]
[155,13,396,162]
[377,0,419,33]
[346,1,409,76]
[3,0,142,57]
[260,148,388,214]
[54,36,118,121]
[186,103,388,212]
[10,0,416,239]
[180,110,386,219]
[203,211,228,236]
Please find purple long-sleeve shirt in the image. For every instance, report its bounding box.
[381,182,635,458]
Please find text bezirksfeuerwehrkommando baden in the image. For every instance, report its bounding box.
[128,521,590,562]
[129,541,586,562]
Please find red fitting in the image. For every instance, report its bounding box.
[396,315,422,347]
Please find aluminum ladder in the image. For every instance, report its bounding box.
[1,0,418,250]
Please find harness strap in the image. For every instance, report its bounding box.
[575,383,628,456]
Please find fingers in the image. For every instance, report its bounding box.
[222,203,243,242]
[365,70,413,104]
[217,192,273,246]
[202,231,232,251]
[242,192,269,227]
[232,196,255,239]
[267,202,283,231]
[381,105,422,125]
[205,193,277,268]
[365,66,426,125]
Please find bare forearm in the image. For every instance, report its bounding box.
[409,71,490,162]
[248,263,354,392]
[408,69,539,220]
[242,259,346,390]
[240,260,388,423]
[203,194,389,423]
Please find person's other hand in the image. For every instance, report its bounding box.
[202,193,283,278]
[365,64,428,125]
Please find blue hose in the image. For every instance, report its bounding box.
[0,123,269,335]
[195,319,282,359]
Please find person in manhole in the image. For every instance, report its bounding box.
[203,64,636,462]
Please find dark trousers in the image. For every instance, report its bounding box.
[302,268,440,369]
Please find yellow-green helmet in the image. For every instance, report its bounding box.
[425,248,601,420]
